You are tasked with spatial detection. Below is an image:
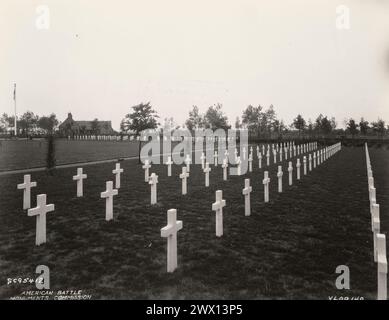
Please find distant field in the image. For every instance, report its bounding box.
[0,139,141,171]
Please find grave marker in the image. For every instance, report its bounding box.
[17,174,37,210]
[376,234,387,300]
[100,181,118,221]
[248,154,253,172]
[142,160,151,182]
[149,173,159,204]
[296,159,301,180]
[222,158,228,181]
[185,154,191,172]
[27,194,55,246]
[204,162,211,187]
[112,163,123,188]
[277,166,283,193]
[166,156,173,177]
[72,168,87,197]
[242,179,252,216]
[200,152,206,170]
[263,171,270,203]
[161,209,183,273]
[179,167,189,195]
[288,161,293,185]
[212,190,226,237]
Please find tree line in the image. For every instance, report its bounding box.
[1,103,387,139]
[0,112,58,136]
[119,102,388,139]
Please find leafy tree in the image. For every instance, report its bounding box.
[203,103,230,130]
[372,119,386,137]
[292,114,306,135]
[314,114,336,135]
[242,105,261,134]
[18,111,39,136]
[121,102,159,163]
[37,113,58,135]
[346,118,359,137]
[235,116,241,129]
[359,118,369,135]
[259,105,277,134]
[0,113,15,133]
[185,105,204,131]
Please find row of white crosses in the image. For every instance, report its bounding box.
[160,142,340,273]
[17,162,126,246]
[365,143,387,300]
[256,142,318,169]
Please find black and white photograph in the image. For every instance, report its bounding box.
[0,0,389,308]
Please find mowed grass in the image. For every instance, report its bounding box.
[0,139,141,171]
[0,146,379,299]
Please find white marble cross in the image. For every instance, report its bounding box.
[263,171,270,202]
[266,150,270,166]
[250,146,253,156]
[372,203,380,261]
[303,156,307,175]
[73,168,87,197]
[149,173,159,204]
[277,165,283,193]
[370,186,376,209]
[289,146,292,158]
[204,162,211,187]
[313,152,317,168]
[242,147,246,160]
[166,156,173,176]
[17,174,37,210]
[236,156,242,176]
[296,159,301,180]
[112,163,124,188]
[142,159,151,182]
[288,161,293,185]
[258,152,262,169]
[28,194,55,246]
[200,152,206,170]
[179,167,189,195]
[279,148,283,162]
[248,153,253,172]
[308,154,312,171]
[273,149,277,164]
[376,233,387,300]
[224,149,229,162]
[214,151,218,167]
[212,190,226,237]
[262,145,265,155]
[184,154,191,172]
[284,147,288,160]
[222,158,228,181]
[242,179,252,216]
[256,146,260,158]
[161,209,183,273]
[100,181,118,221]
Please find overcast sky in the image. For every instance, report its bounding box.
[1,0,389,130]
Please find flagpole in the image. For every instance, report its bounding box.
[14,83,17,137]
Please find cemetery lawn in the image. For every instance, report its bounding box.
[0,146,383,299]
[0,139,141,171]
